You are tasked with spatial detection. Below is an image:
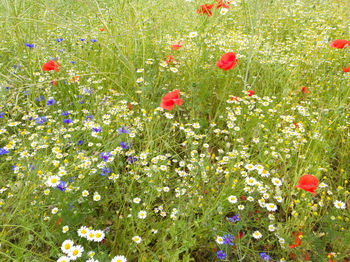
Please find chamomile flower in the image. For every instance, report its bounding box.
[87,230,96,241]
[133,197,141,204]
[46,175,60,187]
[61,239,74,254]
[252,231,262,239]
[272,178,282,186]
[82,190,89,197]
[93,230,105,242]
[62,225,69,233]
[77,226,89,238]
[57,256,71,262]
[188,32,198,38]
[68,245,84,260]
[268,225,276,232]
[334,200,345,209]
[138,210,147,219]
[266,203,277,212]
[52,207,59,214]
[132,235,142,244]
[93,192,101,201]
[111,255,127,262]
[216,236,224,244]
[228,195,237,204]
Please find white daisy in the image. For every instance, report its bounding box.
[93,230,105,242]
[46,175,60,187]
[252,231,262,239]
[334,200,345,209]
[68,245,84,260]
[266,203,277,212]
[62,225,69,233]
[111,255,127,262]
[132,235,142,244]
[216,236,224,244]
[133,197,141,204]
[57,256,71,262]
[228,195,237,204]
[268,225,275,232]
[61,239,74,254]
[138,210,147,219]
[188,32,198,38]
[93,192,101,201]
[77,226,89,238]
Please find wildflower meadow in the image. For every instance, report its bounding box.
[0,0,349,261]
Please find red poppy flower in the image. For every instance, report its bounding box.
[100,28,105,32]
[166,55,176,65]
[293,123,299,129]
[231,96,239,101]
[330,39,350,49]
[160,89,183,110]
[56,217,62,225]
[305,253,309,261]
[295,174,318,196]
[237,231,243,239]
[301,86,309,94]
[343,66,350,72]
[197,4,215,16]
[171,42,182,51]
[216,0,230,8]
[247,90,255,96]
[216,52,237,71]
[289,232,302,249]
[42,60,60,72]
[51,80,57,86]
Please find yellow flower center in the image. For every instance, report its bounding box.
[64,244,70,249]
[73,249,78,256]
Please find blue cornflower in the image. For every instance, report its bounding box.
[24,43,35,48]
[0,148,9,155]
[36,95,44,102]
[71,61,75,64]
[58,48,65,53]
[100,152,111,161]
[120,141,129,150]
[29,164,35,170]
[62,111,70,116]
[0,112,4,118]
[90,39,97,43]
[56,38,64,42]
[100,167,111,176]
[260,252,270,261]
[228,214,240,223]
[77,140,84,145]
[223,234,234,246]
[127,156,137,164]
[79,99,85,104]
[57,181,67,192]
[63,119,73,125]
[216,250,226,260]
[93,127,102,133]
[86,115,93,121]
[35,116,47,125]
[47,97,56,106]
[117,126,130,134]
[80,38,85,41]
[68,203,74,210]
